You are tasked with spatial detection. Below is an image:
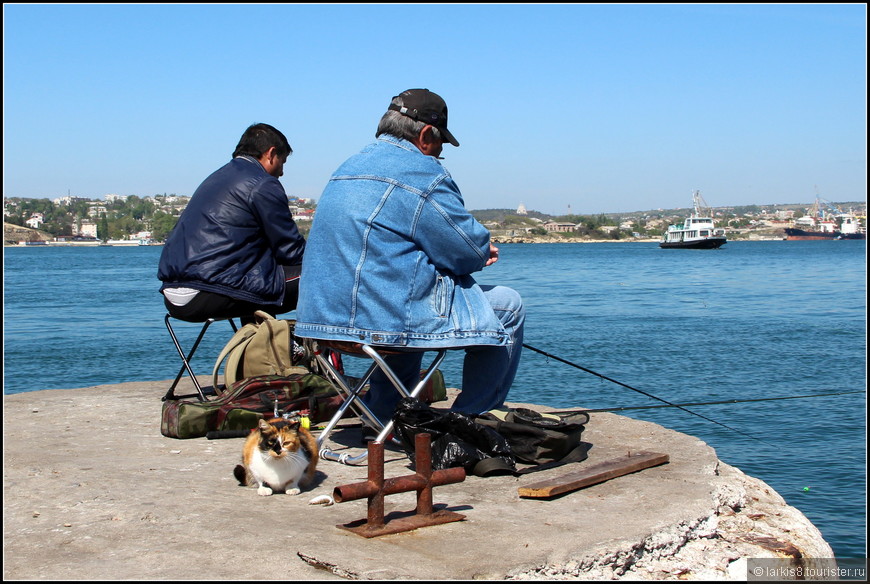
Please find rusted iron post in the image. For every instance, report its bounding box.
[366,432,386,528]
[414,432,434,515]
[333,433,467,537]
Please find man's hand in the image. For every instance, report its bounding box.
[485,243,499,267]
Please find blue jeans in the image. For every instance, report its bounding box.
[362,284,525,421]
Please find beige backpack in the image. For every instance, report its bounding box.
[211,311,308,393]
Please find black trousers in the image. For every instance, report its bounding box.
[164,265,301,325]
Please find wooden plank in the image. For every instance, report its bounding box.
[518,451,669,499]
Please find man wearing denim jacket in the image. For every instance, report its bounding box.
[295,89,525,429]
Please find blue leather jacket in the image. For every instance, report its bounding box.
[295,135,507,348]
[158,156,305,305]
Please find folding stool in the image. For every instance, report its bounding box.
[163,313,238,402]
[303,339,447,465]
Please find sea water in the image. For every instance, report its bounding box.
[2,241,866,559]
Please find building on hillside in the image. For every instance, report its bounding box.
[294,209,314,222]
[53,196,89,206]
[25,213,45,229]
[516,203,527,216]
[79,222,98,238]
[542,221,576,233]
[87,205,108,218]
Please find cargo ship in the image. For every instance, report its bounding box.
[784,195,866,240]
[783,227,865,240]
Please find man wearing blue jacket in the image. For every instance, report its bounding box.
[158,123,306,323]
[295,89,525,427]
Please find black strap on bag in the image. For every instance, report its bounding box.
[516,441,590,474]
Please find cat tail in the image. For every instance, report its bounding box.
[299,428,319,486]
[233,464,249,486]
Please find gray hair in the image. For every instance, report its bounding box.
[376,96,444,143]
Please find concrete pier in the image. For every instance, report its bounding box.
[3,380,834,580]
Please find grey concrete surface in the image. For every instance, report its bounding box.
[3,379,830,580]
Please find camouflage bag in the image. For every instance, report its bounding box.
[161,373,339,439]
[214,373,342,432]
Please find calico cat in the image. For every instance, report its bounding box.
[233,418,318,496]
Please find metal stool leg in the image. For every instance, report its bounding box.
[163,315,237,401]
[360,345,447,444]
[309,341,446,465]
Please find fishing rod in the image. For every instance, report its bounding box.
[522,342,787,447]
[583,390,865,413]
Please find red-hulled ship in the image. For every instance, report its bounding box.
[784,227,865,240]
[785,196,866,240]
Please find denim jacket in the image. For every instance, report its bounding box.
[294,135,508,348]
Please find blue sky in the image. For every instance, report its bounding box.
[3,3,866,215]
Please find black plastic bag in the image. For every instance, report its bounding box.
[392,397,516,477]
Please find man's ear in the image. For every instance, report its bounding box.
[416,126,439,155]
[258,146,276,170]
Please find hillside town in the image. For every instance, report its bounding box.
[3,193,315,246]
[3,193,866,246]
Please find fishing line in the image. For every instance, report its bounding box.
[583,390,865,413]
[522,342,787,447]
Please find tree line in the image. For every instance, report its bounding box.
[6,195,192,242]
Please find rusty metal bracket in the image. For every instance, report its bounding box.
[333,433,466,537]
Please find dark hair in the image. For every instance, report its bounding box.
[232,123,292,159]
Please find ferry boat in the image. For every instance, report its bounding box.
[660,191,727,249]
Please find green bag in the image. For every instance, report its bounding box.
[211,310,307,391]
[419,369,447,403]
[475,407,591,473]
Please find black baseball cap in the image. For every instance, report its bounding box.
[388,88,459,147]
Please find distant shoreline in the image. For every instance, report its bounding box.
[4,238,659,247]
[492,237,659,244]
[4,241,164,248]
[5,237,804,248]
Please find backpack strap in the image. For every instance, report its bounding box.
[262,318,287,373]
[211,323,258,391]
[472,457,518,477]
